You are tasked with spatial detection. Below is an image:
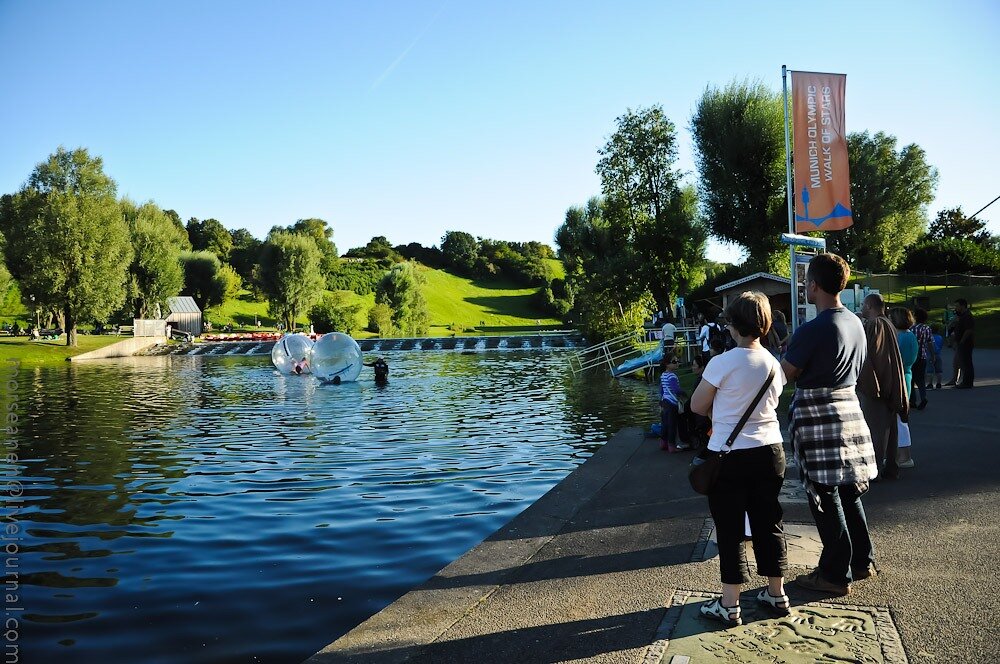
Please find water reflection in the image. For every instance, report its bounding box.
[5,350,658,663]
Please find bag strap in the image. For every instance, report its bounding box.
[721,365,777,453]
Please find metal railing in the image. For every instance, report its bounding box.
[568,326,702,376]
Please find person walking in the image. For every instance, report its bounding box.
[890,308,918,469]
[857,294,909,481]
[658,354,688,453]
[690,292,788,626]
[782,253,878,597]
[952,298,975,389]
[910,308,933,409]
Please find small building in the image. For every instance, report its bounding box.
[714,272,792,320]
[166,296,202,337]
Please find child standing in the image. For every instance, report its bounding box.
[659,354,689,452]
[928,323,944,389]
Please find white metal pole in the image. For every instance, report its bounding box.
[782,65,798,331]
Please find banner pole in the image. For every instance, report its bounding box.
[782,65,798,331]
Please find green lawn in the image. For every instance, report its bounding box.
[848,275,1000,346]
[0,335,121,365]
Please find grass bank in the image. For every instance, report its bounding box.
[0,335,121,365]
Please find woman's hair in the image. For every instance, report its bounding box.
[773,309,787,324]
[725,291,772,340]
[693,353,709,369]
[914,307,928,324]
[889,306,915,330]
[660,353,679,369]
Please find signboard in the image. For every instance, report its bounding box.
[791,71,853,232]
[793,254,817,325]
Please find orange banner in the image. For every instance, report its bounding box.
[792,71,852,232]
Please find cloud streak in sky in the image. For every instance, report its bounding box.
[369,2,448,92]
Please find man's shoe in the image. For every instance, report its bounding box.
[795,569,849,596]
[898,459,915,469]
[755,589,791,616]
[852,564,878,581]
[699,597,741,627]
[935,382,942,389]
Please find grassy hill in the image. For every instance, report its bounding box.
[203,264,561,337]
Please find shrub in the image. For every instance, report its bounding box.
[902,238,1000,274]
[310,293,363,335]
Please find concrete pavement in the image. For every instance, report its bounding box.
[306,348,1000,663]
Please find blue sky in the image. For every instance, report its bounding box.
[2,1,998,263]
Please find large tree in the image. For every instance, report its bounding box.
[826,131,937,269]
[186,217,233,260]
[272,218,339,280]
[0,147,132,346]
[440,231,479,275]
[179,250,230,311]
[258,231,324,330]
[927,206,991,245]
[228,228,262,287]
[691,81,787,271]
[375,262,430,336]
[121,199,186,319]
[590,106,707,318]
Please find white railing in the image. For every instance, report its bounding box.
[568,325,702,376]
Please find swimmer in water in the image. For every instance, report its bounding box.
[364,357,389,384]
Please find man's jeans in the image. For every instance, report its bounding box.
[808,482,875,586]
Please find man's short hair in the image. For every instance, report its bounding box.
[863,293,885,313]
[914,307,928,324]
[725,291,772,340]
[955,298,969,308]
[807,253,851,295]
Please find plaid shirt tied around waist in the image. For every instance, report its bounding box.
[789,386,878,506]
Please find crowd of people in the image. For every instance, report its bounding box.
[652,252,977,627]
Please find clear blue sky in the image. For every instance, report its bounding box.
[2,0,998,263]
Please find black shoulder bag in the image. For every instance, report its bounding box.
[688,366,776,495]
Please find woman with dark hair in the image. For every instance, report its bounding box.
[910,309,932,409]
[691,292,788,626]
[889,307,918,469]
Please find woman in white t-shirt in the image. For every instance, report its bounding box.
[690,291,789,627]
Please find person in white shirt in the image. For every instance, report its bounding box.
[690,291,789,627]
[697,315,713,353]
[660,320,677,351]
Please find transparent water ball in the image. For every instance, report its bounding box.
[271,333,315,375]
[310,332,362,384]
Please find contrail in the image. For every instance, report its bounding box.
[369,2,448,92]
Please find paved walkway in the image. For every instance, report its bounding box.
[306,349,1000,663]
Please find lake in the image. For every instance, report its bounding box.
[3,349,658,663]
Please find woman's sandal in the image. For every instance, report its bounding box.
[755,589,791,616]
[699,597,742,626]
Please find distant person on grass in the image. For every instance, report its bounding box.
[691,292,788,626]
[782,253,878,597]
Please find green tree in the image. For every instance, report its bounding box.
[310,292,363,334]
[272,218,339,279]
[441,231,479,274]
[258,231,324,330]
[563,106,707,337]
[121,199,186,319]
[180,250,229,311]
[691,81,787,271]
[163,209,192,250]
[346,236,402,262]
[367,302,395,336]
[228,228,262,286]
[927,206,991,245]
[826,131,937,269]
[186,217,233,260]
[218,263,243,302]
[375,262,430,336]
[0,147,132,346]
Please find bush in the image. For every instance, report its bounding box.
[309,293,363,335]
[327,259,389,294]
[903,238,1000,274]
[367,302,394,336]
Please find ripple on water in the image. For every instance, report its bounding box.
[8,349,658,663]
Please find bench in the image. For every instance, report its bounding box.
[116,325,135,336]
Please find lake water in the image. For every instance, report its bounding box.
[3,349,658,663]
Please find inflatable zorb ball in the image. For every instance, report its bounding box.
[310,332,362,384]
[271,333,315,375]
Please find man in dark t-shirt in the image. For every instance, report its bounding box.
[781,253,877,597]
[953,299,975,388]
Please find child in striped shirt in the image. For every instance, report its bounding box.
[659,354,689,452]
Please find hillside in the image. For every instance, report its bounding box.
[202,263,561,337]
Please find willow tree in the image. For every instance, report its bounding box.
[258,230,324,330]
[121,200,186,319]
[691,80,787,272]
[0,147,131,346]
